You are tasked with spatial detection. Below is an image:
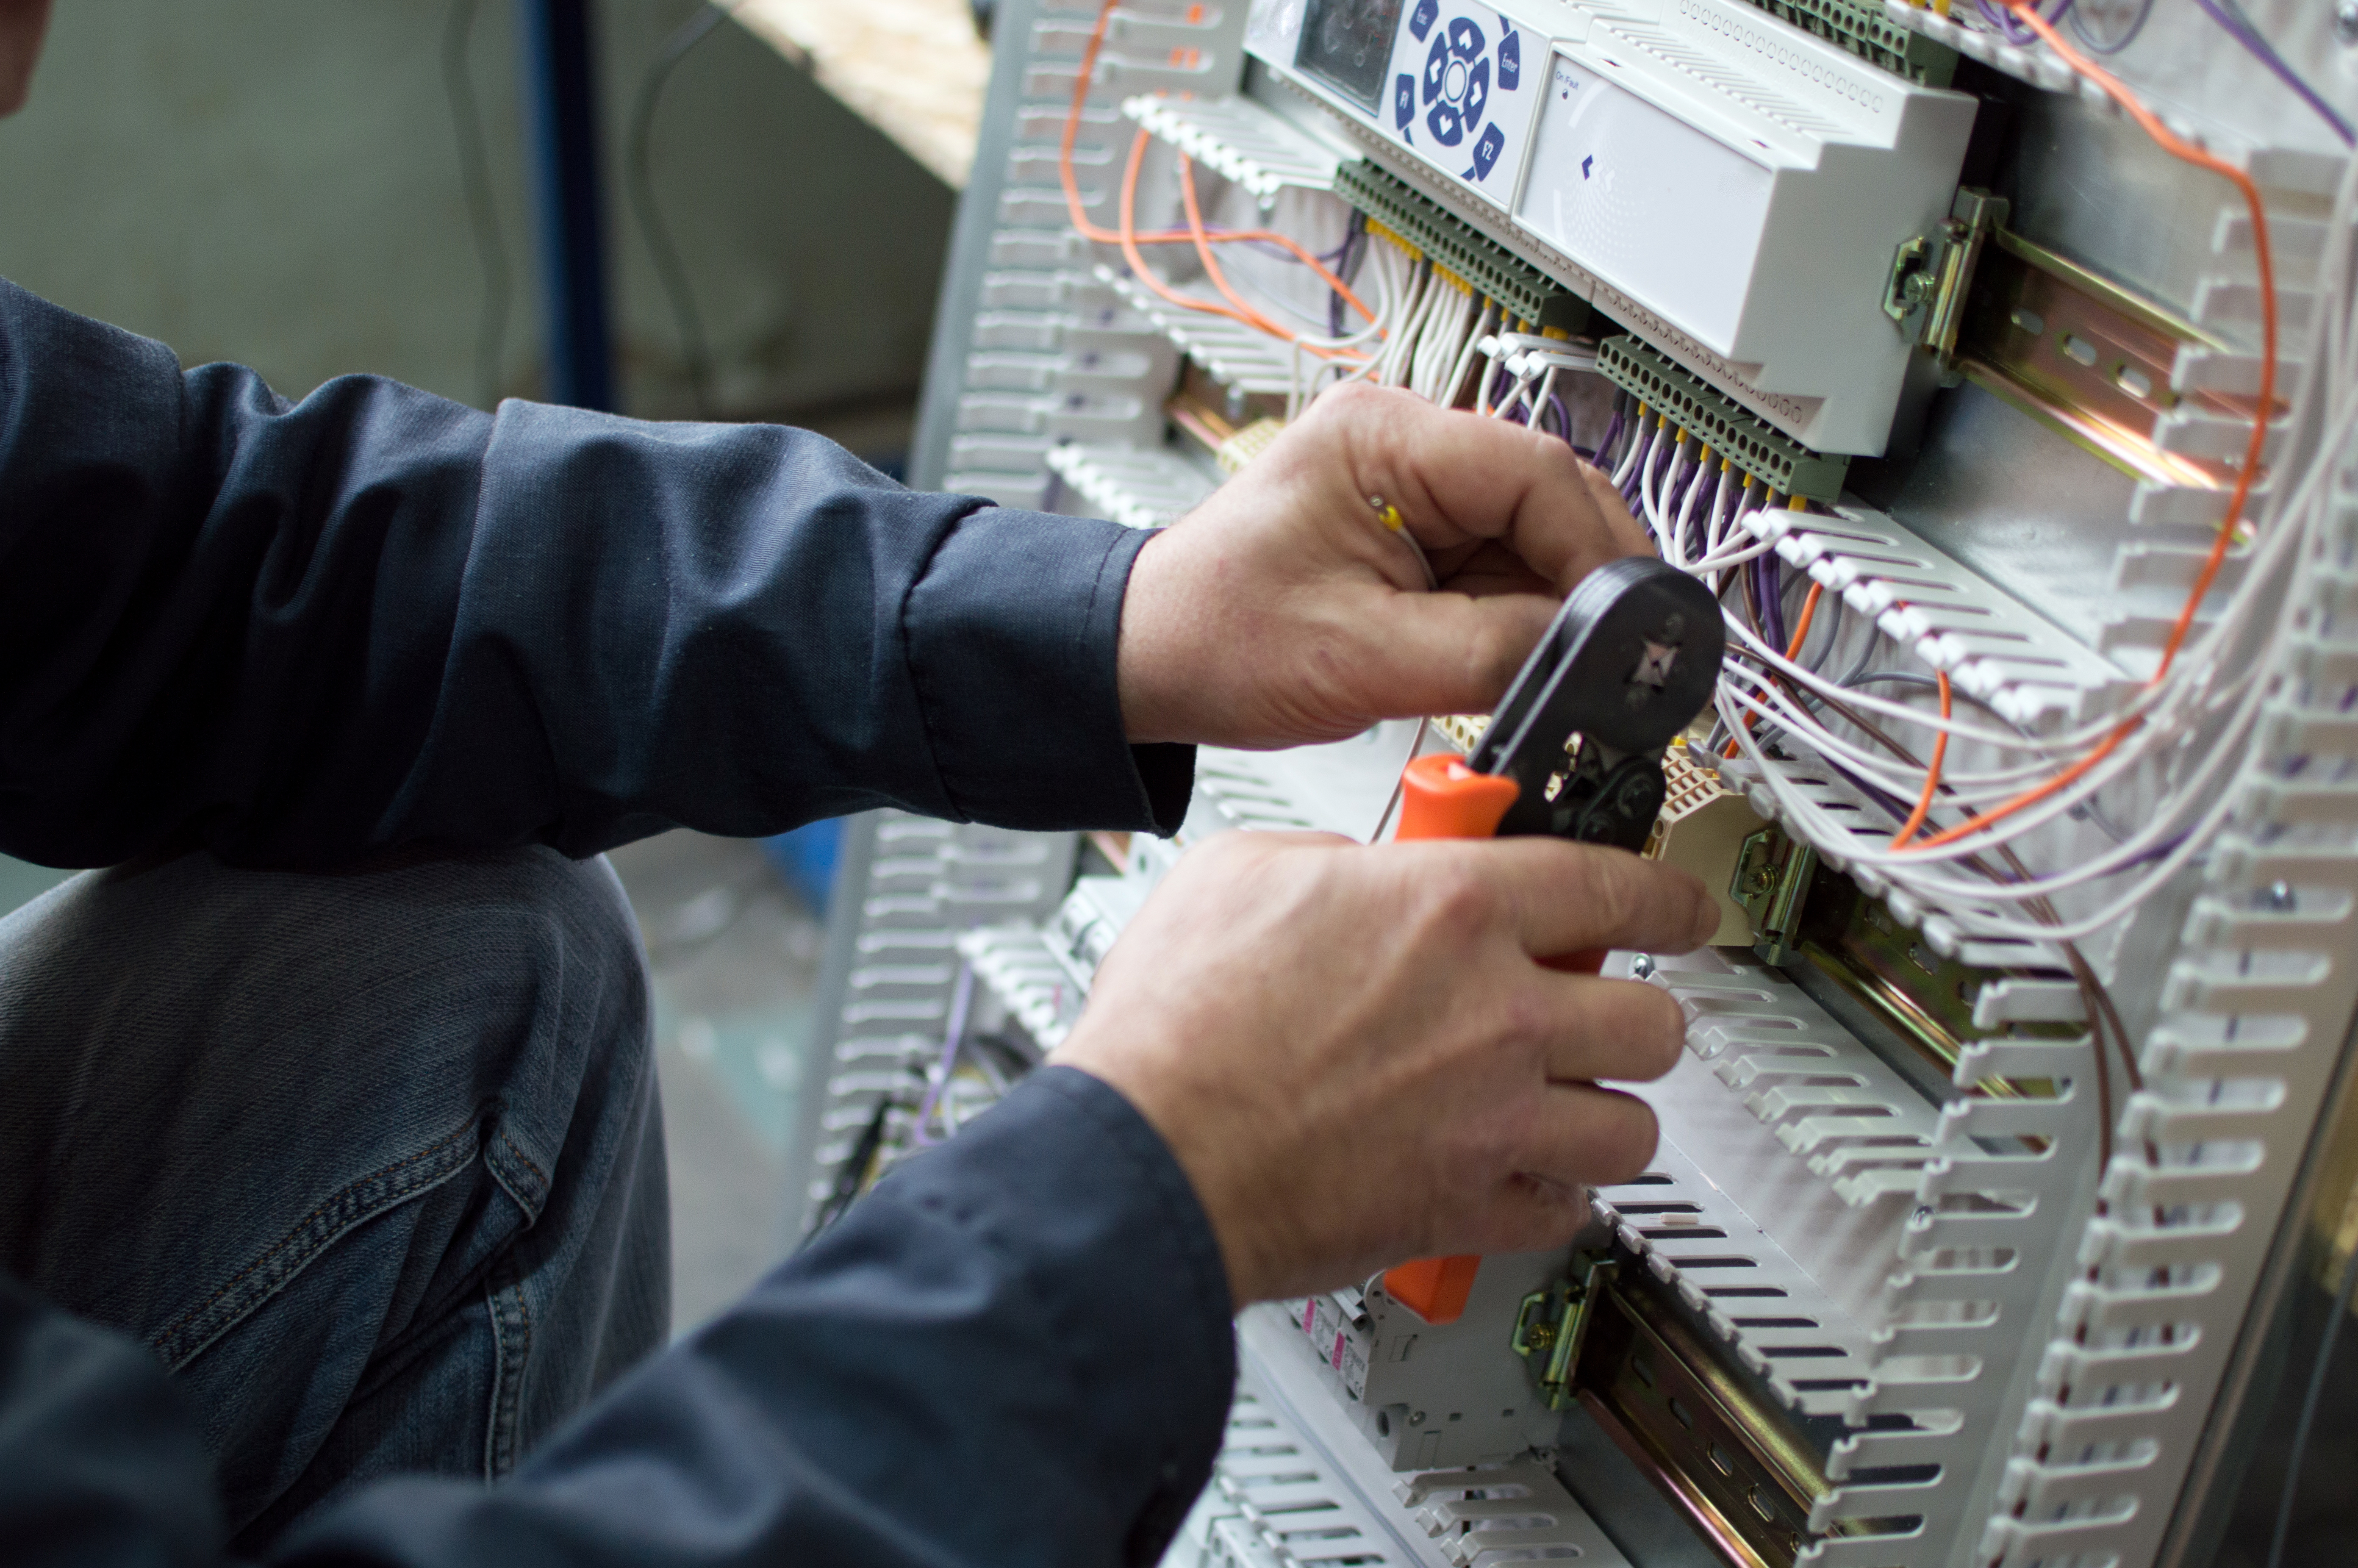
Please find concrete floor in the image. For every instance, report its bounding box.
[0,856,71,916]
[606,830,826,1336]
[0,834,821,1341]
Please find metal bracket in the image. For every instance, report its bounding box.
[1732,825,1819,967]
[1512,1253,1617,1410]
[1884,187,2009,378]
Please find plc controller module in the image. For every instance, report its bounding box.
[783,1,2358,1565]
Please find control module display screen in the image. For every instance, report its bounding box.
[1294,0,1405,114]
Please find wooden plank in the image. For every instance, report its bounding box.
[731,0,990,189]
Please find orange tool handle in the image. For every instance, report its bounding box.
[1394,752,1521,842]
[1382,756,1616,1325]
[1383,755,1516,1325]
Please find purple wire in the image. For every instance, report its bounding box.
[1622,441,1660,507]
[1662,442,1708,545]
[1624,422,1664,509]
[1976,0,2074,44]
[1976,0,2038,44]
[1675,444,1709,515]
[1678,436,1717,542]
[1597,410,1626,468]
[1326,216,1366,337]
[2191,0,2355,145]
[911,962,976,1147]
[1755,554,1788,652]
[1686,466,1723,563]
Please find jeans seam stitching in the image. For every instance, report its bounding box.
[148,1115,484,1371]
[495,1125,549,1205]
[484,1262,534,1479]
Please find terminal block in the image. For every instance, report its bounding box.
[1332,161,1584,334]
[1744,0,1958,85]
[1641,745,1764,947]
[1598,337,1850,502]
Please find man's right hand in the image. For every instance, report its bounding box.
[1052,832,1718,1307]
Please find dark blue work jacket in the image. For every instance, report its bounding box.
[0,278,1233,1566]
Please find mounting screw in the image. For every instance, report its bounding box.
[2263,880,2297,911]
[1408,1410,1427,1426]
[1629,952,1656,980]
[2338,0,2358,44]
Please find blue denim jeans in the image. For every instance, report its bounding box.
[0,846,668,1552]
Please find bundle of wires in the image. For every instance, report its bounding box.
[1062,0,1573,426]
[1061,0,1394,413]
[1702,0,2355,967]
[1290,228,1499,414]
[1942,0,2351,147]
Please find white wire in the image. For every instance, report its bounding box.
[1378,258,1433,387]
[1442,300,1497,411]
[1721,677,2095,795]
[1640,434,1688,549]
[1728,380,2358,911]
[1417,284,1476,402]
[1687,534,1778,573]
[1721,691,2251,941]
[1696,151,2358,942]
[1291,257,1396,414]
[1721,611,2089,752]
[1664,454,1718,571]
[1611,413,1653,488]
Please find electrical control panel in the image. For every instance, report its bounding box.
[791,1,2358,1565]
[1251,0,1980,454]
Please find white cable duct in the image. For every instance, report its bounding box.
[1700,157,2358,949]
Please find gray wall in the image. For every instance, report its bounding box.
[0,1,956,433]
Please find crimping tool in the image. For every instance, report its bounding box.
[1381,554,1724,1326]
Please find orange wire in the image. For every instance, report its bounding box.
[1177,151,1299,338]
[1060,0,1379,332]
[1176,151,1378,326]
[1899,0,2278,853]
[1785,581,1823,663]
[1890,670,1953,848]
[1059,0,1124,244]
[1175,155,1369,362]
[1112,129,1368,367]
[1118,130,1266,332]
[1723,555,1821,757]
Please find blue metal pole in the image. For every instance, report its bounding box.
[519,0,615,411]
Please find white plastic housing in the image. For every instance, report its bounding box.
[1248,0,1978,455]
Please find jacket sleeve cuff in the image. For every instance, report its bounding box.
[902,508,1193,835]
[863,1066,1236,1563]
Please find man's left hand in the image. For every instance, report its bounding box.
[1116,382,1648,749]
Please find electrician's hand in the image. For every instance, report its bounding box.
[1051,830,1717,1307]
[1116,381,1648,749]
